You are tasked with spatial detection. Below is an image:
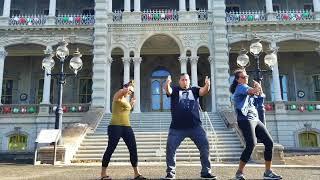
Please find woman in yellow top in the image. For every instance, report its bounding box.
[100,80,146,180]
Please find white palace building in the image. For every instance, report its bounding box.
[0,0,320,163]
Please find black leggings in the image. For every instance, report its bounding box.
[102,125,138,167]
[238,119,274,163]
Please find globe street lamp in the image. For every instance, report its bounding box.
[42,40,83,144]
[236,36,277,125]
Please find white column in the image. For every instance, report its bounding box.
[190,56,199,86]
[208,0,212,11]
[265,0,273,13]
[3,0,11,17]
[108,0,113,12]
[208,56,216,112]
[314,0,320,12]
[0,47,7,104]
[122,57,131,84]
[105,57,113,113]
[41,69,51,104]
[134,0,140,12]
[133,57,142,113]
[49,0,57,16]
[178,56,188,73]
[190,0,196,11]
[179,0,186,11]
[270,42,282,101]
[124,0,130,12]
[314,0,320,20]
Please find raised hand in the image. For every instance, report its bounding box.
[205,76,210,86]
[166,75,172,85]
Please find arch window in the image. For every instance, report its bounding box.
[299,131,319,148]
[8,134,28,151]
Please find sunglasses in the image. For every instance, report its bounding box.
[239,75,249,79]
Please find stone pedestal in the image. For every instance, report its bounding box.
[0,17,8,26]
[275,101,287,114]
[252,143,285,164]
[38,104,50,116]
[37,145,66,164]
[122,12,142,24]
[178,11,198,23]
[46,16,56,25]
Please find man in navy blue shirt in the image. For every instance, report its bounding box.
[162,73,216,180]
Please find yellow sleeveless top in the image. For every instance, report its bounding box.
[110,99,131,126]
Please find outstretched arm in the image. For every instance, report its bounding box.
[199,76,210,96]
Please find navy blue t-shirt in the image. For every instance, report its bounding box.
[168,86,201,129]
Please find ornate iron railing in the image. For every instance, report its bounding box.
[142,9,178,22]
[197,9,208,21]
[9,15,47,26]
[275,9,314,21]
[49,103,90,114]
[226,10,266,23]
[113,10,123,22]
[55,14,95,25]
[0,104,39,114]
[285,101,320,112]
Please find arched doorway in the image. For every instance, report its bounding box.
[140,34,181,112]
[151,69,171,111]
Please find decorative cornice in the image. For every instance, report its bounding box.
[178,56,188,63]
[189,56,199,64]
[132,57,142,64]
[122,57,131,64]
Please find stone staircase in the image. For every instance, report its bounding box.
[72,112,243,163]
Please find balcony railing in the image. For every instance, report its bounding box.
[0,104,39,114]
[9,15,47,26]
[49,103,90,114]
[55,14,95,25]
[275,9,314,21]
[113,10,123,22]
[226,10,267,23]
[142,9,178,22]
[197,9,208,21]
[285,101,320,112]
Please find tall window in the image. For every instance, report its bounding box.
[313,75,320,100]
[299,132,318,148]
[8,134,28,151]
[1,79,13,104]
[226,5,240,13]
[304,3,314,11]
[79,79,92,103]
[37,79,54,104]
[270,75,288,101]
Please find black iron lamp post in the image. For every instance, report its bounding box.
[236,36,277,125]
[42,40,83,144]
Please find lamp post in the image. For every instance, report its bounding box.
[42,40,83,144]
[236,36,277,125]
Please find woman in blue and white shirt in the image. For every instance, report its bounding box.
[230,69,282,180]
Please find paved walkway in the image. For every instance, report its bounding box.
[1,163,320,180]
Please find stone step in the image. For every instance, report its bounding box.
[76,148,243,154]
[85,133,238,139]
[72,156,239,163]
[82,136,239,143]
[74,151,242,158]
[73,113,242,164]
[80,140,241,146]
[78,144,243,150]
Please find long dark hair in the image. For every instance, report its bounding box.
[229,69,245,94]
[122,80,135,88]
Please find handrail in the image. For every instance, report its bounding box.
[201,111,221,162]
[219,110,245,147]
